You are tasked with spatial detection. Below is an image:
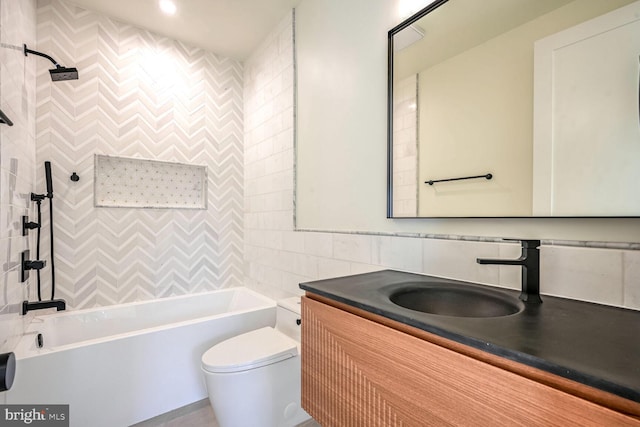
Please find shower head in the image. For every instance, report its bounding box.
[23,44,79,81]
[49,67,79,81]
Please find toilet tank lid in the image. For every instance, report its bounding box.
[277,296,301,314]
[202,327,298,373]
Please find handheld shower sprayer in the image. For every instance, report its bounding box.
[23,44,78,81]
[43,161,56,301]
[24,161,64,312]
[45,161,53,199]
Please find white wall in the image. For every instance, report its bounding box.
[294,0,640,243]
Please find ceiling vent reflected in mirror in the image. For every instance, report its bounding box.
[394,24,425,50]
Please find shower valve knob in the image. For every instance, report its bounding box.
[21,250,46,283]
[24,260,46,271]
[22,216,40,236]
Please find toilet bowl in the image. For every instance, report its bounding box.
[201,296,311,427]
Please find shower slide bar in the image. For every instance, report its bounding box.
[425,173,493,186]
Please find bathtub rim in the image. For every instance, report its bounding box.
[15,287,277,357]
[29,287,274,320]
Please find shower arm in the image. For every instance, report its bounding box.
[23,44,62,68]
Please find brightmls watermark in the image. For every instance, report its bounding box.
[0,405,68,426]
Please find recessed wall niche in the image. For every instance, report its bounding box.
[94,155,208,209]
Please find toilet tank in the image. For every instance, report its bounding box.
[276,297,302,342]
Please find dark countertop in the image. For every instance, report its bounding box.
[299,270,640,404]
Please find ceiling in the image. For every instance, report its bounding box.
[67,0,301,60]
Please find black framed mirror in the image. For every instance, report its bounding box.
[387,0,640,218]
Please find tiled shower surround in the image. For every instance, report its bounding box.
[392,75,418,217]
[34,0,244,308]
[1,0,639,370]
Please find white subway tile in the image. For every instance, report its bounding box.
[262,230,283,250]
[273,128,294,153]
[304,232,333,258]
[497,243,522,290]
[422,239,501,285]
[372,236,422,273]
[541,246,623,306]
[393,185,417,200]
[623,250,640,309]
[292,253,319,278]
[318,258,352,280]
[350,263,382,276]
[281,106,294,131]
[259,247,282,267]
[334,234,372,264]
[243,244,260,262]
[244,213,260,230]
[280,271,312,295]
[278,189,294,211]
[283,231,305,253]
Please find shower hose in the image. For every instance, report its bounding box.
[34,162,57,302]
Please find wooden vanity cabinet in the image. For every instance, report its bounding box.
[301,295,640,426]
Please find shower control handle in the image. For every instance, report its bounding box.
[21,250,46,283]
[30,193,46,202]
[24,260,46,270]
[22,216,40,236]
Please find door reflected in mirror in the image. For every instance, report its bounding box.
[388,0,640,218]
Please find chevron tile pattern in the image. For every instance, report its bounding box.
[34,0,244,309]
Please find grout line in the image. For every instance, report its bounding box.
[294,228,640,250]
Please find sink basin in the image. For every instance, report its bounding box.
[388,282,524,318]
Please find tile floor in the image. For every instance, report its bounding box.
[132,399,321,427]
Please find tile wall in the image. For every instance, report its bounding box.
[392,75,418,217]
[0,0,37,360]
[34,0,245,309]
[243,10,640,311]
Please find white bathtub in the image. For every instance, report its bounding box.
[7,288,276,427]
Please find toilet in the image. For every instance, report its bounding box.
[201,296,311,427]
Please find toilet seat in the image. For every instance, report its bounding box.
[202,327,298,374]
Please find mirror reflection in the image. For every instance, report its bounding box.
[389,0,640,218]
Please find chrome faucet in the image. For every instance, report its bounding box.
[476,240,542,304]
